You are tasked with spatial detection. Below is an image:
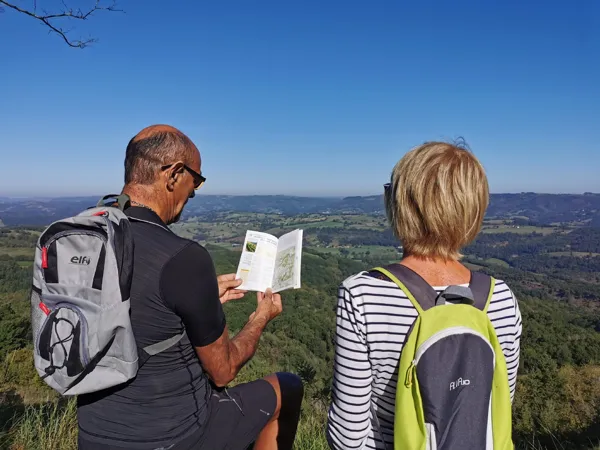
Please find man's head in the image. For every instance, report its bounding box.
[123,125,205,224]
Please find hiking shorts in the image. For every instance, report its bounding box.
[78,378,277,450]
[180,378,278,449]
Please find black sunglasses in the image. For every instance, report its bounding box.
[161,164,206,190]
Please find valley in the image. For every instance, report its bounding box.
[1,194,600,449]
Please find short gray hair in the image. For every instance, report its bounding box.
[124,127,196,185]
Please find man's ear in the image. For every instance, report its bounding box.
[165,161,185,192]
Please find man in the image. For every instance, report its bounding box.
[77,125,304,450]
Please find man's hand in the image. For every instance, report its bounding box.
[196,287,282,387]
[217,274,247,304]
[250,289,283,323]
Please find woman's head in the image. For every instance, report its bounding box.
[385,140,489,261]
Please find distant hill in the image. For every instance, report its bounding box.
[0,193,599,226]
[486,193,600,225]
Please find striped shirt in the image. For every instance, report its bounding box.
[326,271,522,450]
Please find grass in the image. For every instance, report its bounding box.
[0,248,34,258]
[1,396,330,450]
[293,403,329,450]
[4,397,599,450]
[2,399,77,450]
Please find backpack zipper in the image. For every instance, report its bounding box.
[41,230,107,270]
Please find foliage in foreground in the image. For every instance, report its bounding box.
[2,246,600,449]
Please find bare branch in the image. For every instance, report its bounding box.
[0,0,123,48]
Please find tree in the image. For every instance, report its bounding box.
[0,0,122,48]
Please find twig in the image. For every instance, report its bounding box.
[0,0,123,48]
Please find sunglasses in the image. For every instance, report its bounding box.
[161,164,206,190]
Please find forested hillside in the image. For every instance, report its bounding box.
[1,226,600,449]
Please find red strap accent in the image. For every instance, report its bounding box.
[39,302,50,316]
[41,247,48,269]
[93,210,106,216]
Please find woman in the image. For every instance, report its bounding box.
[326,141,522,449]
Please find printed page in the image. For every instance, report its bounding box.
[272,229,303,293]
[235,230,279,292]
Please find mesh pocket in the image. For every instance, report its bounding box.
[37,304,89,378]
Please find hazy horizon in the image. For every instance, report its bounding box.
[1,190,599,201]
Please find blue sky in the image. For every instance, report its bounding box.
[0,0,598,197]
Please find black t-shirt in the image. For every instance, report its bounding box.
[77,207,226,449]
[160,242,225,347]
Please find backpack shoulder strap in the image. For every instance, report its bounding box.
[370,264,496,313]
[96,193,131,211]
[370,264,439,314]
[468,271,495,313]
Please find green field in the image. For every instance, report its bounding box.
[481,225,557,235]
[312,244,400,263]
[548,251,600,258]
[485,257,510,268]
[464,262,484,271]
[280,214,386,231]
[0,247,34,258]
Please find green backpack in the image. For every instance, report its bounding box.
[369,264,514,450]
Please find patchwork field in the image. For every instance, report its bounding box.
[481,225,559,235]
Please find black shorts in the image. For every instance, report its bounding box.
[78,378,277,450]
[176,378,278,449]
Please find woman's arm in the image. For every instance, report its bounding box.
[507,289,522,403]
[327,282,373,449]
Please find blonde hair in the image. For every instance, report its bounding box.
[385,141,489,260]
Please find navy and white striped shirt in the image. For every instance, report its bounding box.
[326,271,522,450]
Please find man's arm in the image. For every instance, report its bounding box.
[195,290,280,387]
[160,242,281,387]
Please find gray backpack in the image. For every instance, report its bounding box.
[31,194,183,396]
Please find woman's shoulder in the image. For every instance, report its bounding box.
[339,270,396,291]
[486,277,520,315]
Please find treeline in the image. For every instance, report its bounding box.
[465,228,600,259]
[511,255,600,274]
[469,261,600,304]
[310,226,600,257]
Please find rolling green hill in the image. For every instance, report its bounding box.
[1,232,600,449]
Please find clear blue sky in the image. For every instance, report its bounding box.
[1,0,598,197]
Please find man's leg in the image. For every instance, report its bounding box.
[254,372,304,450]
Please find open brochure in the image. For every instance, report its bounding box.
[235,229,303,293]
